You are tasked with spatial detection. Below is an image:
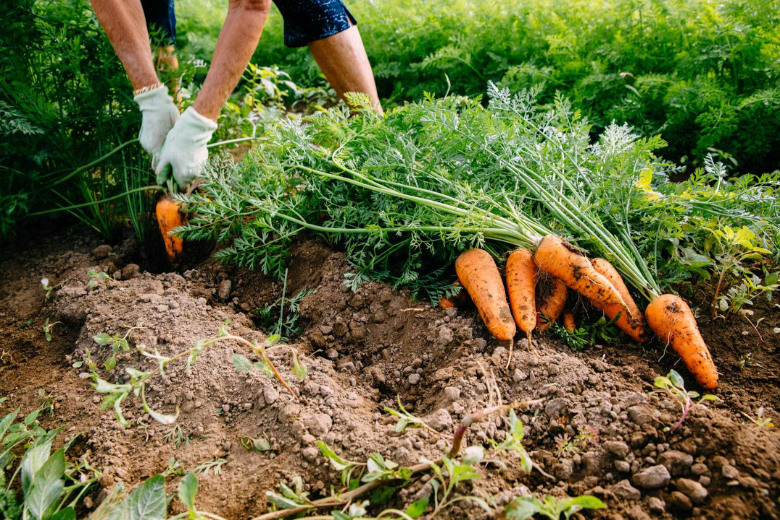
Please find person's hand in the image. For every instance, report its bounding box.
[155,107,218,190]
[134,85,180,167]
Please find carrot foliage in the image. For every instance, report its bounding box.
[179,87,778,303]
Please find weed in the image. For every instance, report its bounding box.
[736,352,763,372]
[94,323,306,428]
[194,458,227,476]
[71,348,96,372]
[42,318,61,342]
[161,457,187,478]
[87,269,112,288]
[93,325,144,370]
[164,425,190,447]
[555,426,599,457]
[258,402,562,519]
[711,226,774,318]
[384,396,451,438]
[741,407,774,429]
[238,434,272,452]
[652,369,718,432]
[253,283,313,340]
[16,320,33,330]
[505,494,605,520]
[40,278,57,300]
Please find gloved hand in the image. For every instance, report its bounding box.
[155,107,218,190]
[134,85,180,167]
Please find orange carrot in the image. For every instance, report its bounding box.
[533,235,626,307]
[455,249,516,341]
[563,311,576,332]
[536,277,568,332]
[645,294,718,389]
[537,278,567,331]
[439,296,456,310]
[591,258,649,343]
[439,281,468,309]
[156,197,185,262]
[506,249,537,340]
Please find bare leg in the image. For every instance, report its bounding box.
[308,25,383,114]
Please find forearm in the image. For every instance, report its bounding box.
[90,0,158,90]
[193,0,271,121]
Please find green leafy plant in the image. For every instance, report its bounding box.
[193,458,227,477]
[42,319,60,342]
[93,325,144,370]
[652,369,719,432]
[711,226,774,318]
[164,425,190,447]
[384,397,451,438]
[238,434,272,453]
[555,426,599,457]
[252,282,313,340]
[505,494,606,520]
[741,407,774,429]
[0,407,98,520]
[86,269,111,289]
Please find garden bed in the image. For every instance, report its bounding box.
[1,223,778,519]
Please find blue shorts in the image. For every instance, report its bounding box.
[142,0,356,48]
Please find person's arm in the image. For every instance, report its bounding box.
[155,0,272,189]
[193,0,272,121]
[89,0,159,90]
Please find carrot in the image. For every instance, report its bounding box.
[645,294,718,389]
[591,258,650,343]
[156,197,185,262]
[439,281,469,309]
[533,235,626,307]
[536,277,568,332]
[506,249,537,341]
[439,297,456,310]
[455,249,516,341]
[563,311,576,332]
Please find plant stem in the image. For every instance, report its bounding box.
[25,186,163,217]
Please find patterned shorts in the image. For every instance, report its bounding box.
[142,0,357,48]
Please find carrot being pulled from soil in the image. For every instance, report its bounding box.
[645,294,718,389]
[455,249,516,341]
[591,258,649,343]
[563,311,576,332]
[533,235,626,307]
[536,277,568,332]
[506,249,537,342]
[156,197,185,262]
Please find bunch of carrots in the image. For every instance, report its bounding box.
[178,96,720,391]
[451,237,718,389]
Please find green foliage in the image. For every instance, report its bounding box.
[0,407,97,520]
[184,88,776,303]
[218,0,780,173]
[652,369,719,432]
[0,0,158,241]
[505,494,605,520]
[252,270,313,340]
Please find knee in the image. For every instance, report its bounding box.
[229,0,271,14]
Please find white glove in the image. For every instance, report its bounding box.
[134,85,180,167]
[155,107,218,190]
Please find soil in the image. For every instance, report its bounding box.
[1,223,779,520]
